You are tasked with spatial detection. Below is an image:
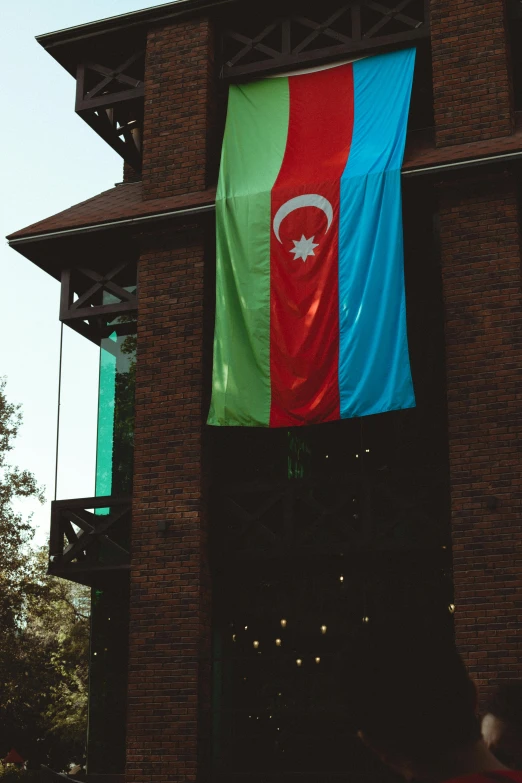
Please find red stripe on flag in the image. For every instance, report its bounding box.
[269,64,355,427]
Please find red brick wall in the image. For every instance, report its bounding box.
[141,17,215,200]
[125,228,212,783]
[438,171,522,695]
[125,13,215,782]
[430,0,514,146]
[125,4,522,777]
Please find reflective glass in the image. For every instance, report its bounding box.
[95,328,136,499]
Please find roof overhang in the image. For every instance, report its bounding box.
[7,203,214,282]
[9,147,522,279]
[36,0,240,77]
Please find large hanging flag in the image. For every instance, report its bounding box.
[208,48,416,428]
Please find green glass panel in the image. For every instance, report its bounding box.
[95,329,136,502]
[96,333,117,501]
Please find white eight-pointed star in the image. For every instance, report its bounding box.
[290,235,319,262]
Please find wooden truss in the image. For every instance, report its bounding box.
[213,475,373,559]
[75,51,144,170]
[60,261,137,343]
[221,0,430,78]
[213,466,449,562]
[49,495,131,585]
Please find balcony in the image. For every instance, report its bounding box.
[50,253,137,586]
[49,495,131,586]
[37,18,146,172]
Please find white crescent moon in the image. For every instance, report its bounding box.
[273,194,333,243]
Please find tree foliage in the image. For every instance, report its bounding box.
[0,379,89,772]
[0,378,42,635]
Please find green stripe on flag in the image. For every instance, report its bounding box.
[208,78,289,426]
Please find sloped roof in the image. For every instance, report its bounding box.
[8,116,522,272]
[403,114,522,172]
[7,182,216,242]
[3,748,25,764]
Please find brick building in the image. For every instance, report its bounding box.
[7,0,522,781]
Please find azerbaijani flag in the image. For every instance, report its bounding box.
[208,48,416,428]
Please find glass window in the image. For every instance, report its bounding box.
[95,326,136,499]
[56,317,136,504]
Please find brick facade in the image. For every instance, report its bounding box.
[438,172,522,696]
[127,225,211,783]
[133,0,522,770]
[126,16,215,782]
[431,0,514,146]
[141,17,215,200]
[429,0,522,696]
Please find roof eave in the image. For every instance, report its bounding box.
[7,202,215,246]
[7,202,215,281]
[36,0,238,52]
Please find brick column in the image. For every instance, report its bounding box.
[141,17,215,199]
[439,172,522,693]
[126,225,211,783]
[430,0,514,146]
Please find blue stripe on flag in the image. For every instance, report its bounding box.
[338,48,416,418]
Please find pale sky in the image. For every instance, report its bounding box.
[1,1,176,544]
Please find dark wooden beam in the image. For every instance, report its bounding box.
[222,0,430,79]
[78,107,142,170]
[59,263,137,343]
[49,496,132,584]
[75,52,145,112]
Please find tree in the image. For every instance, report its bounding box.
[0,377,42,637]
[0,378,89,772]
[24,548,90,770]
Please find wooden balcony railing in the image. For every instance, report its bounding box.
[49,495,131,586]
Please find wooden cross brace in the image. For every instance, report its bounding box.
[59,504,130,566]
